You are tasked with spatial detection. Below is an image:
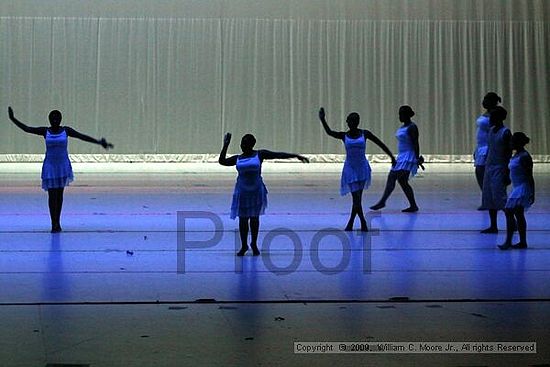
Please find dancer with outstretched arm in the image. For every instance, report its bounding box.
[219,133,309,256]
[318,107,395,231]
[8,107,113,232]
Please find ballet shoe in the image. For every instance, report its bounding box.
[498,242,512,250]
[360,225,369,232]
[402,206,419,213]
[51,225,62,233]
[512,242,527,249]
[370,203,385,210]
[236,247,248,256]
[251,246,261,256]
[344,224,353,231]
[480,227,498,234]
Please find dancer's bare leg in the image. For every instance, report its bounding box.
[498,209,515,249]
[346,189,368,231]
[56,188,64,231]
[355,190,368,231]
[48,188,63,233]
[345,195,358,231]
[237,217,249,256]
[250,217,260,255]
[512,207,528,249]
[481,209,499,233]
[397,171,418,212]
[370,171,398,210]
[475,166,486,210]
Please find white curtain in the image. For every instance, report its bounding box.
[1,17,548,159]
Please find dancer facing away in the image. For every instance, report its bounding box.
[499,132,534,250]
[318,107,395,231]
[480,106,512,233]
[474,92,502,210]
[370,105,423,212]
[8,107,113,232]
[219,133,309,256]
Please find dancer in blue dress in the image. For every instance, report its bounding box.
[318,108,395,231]
[8,107,113,232]
[370,105,423,212]
[219,133,308,256]
[480,106,512,233]
[498,132,534,250]
[474,92,501,210]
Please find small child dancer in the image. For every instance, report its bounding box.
[498,132,535,250]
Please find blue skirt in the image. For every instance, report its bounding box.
[505,183,532,210]
[340,160,371,196]
[230,183,268,219]
[481,165,508,210]
[391,150,418,176]
[41,157,74,190]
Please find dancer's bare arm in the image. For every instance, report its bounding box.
[365,130,396,165]
[408,123,420,159]
[219,133,238,166]
[259,150,309,163]
[522,153,535,204]
[65,127,113,149]
[7,107,47,136]
[318,108,345,140]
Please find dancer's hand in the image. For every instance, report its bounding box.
[417,155,425,170]
[297,155,309,163]
[318,107,325,121]
[223,133,232,146]
[529,193,535,205]
[100,138,114,150]
[7,106,14,120]
[391,156,397,167]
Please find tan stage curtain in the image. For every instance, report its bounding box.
[0,2,548,160]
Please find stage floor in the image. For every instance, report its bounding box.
[0,163,549,366]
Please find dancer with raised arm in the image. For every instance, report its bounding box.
[480,106,512,233]
[498,132,534,250]
[474,92,502,210]
[7,107,113,232]
[219,133,309,256]
[370,105,423,212]
[318,108,395,231]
